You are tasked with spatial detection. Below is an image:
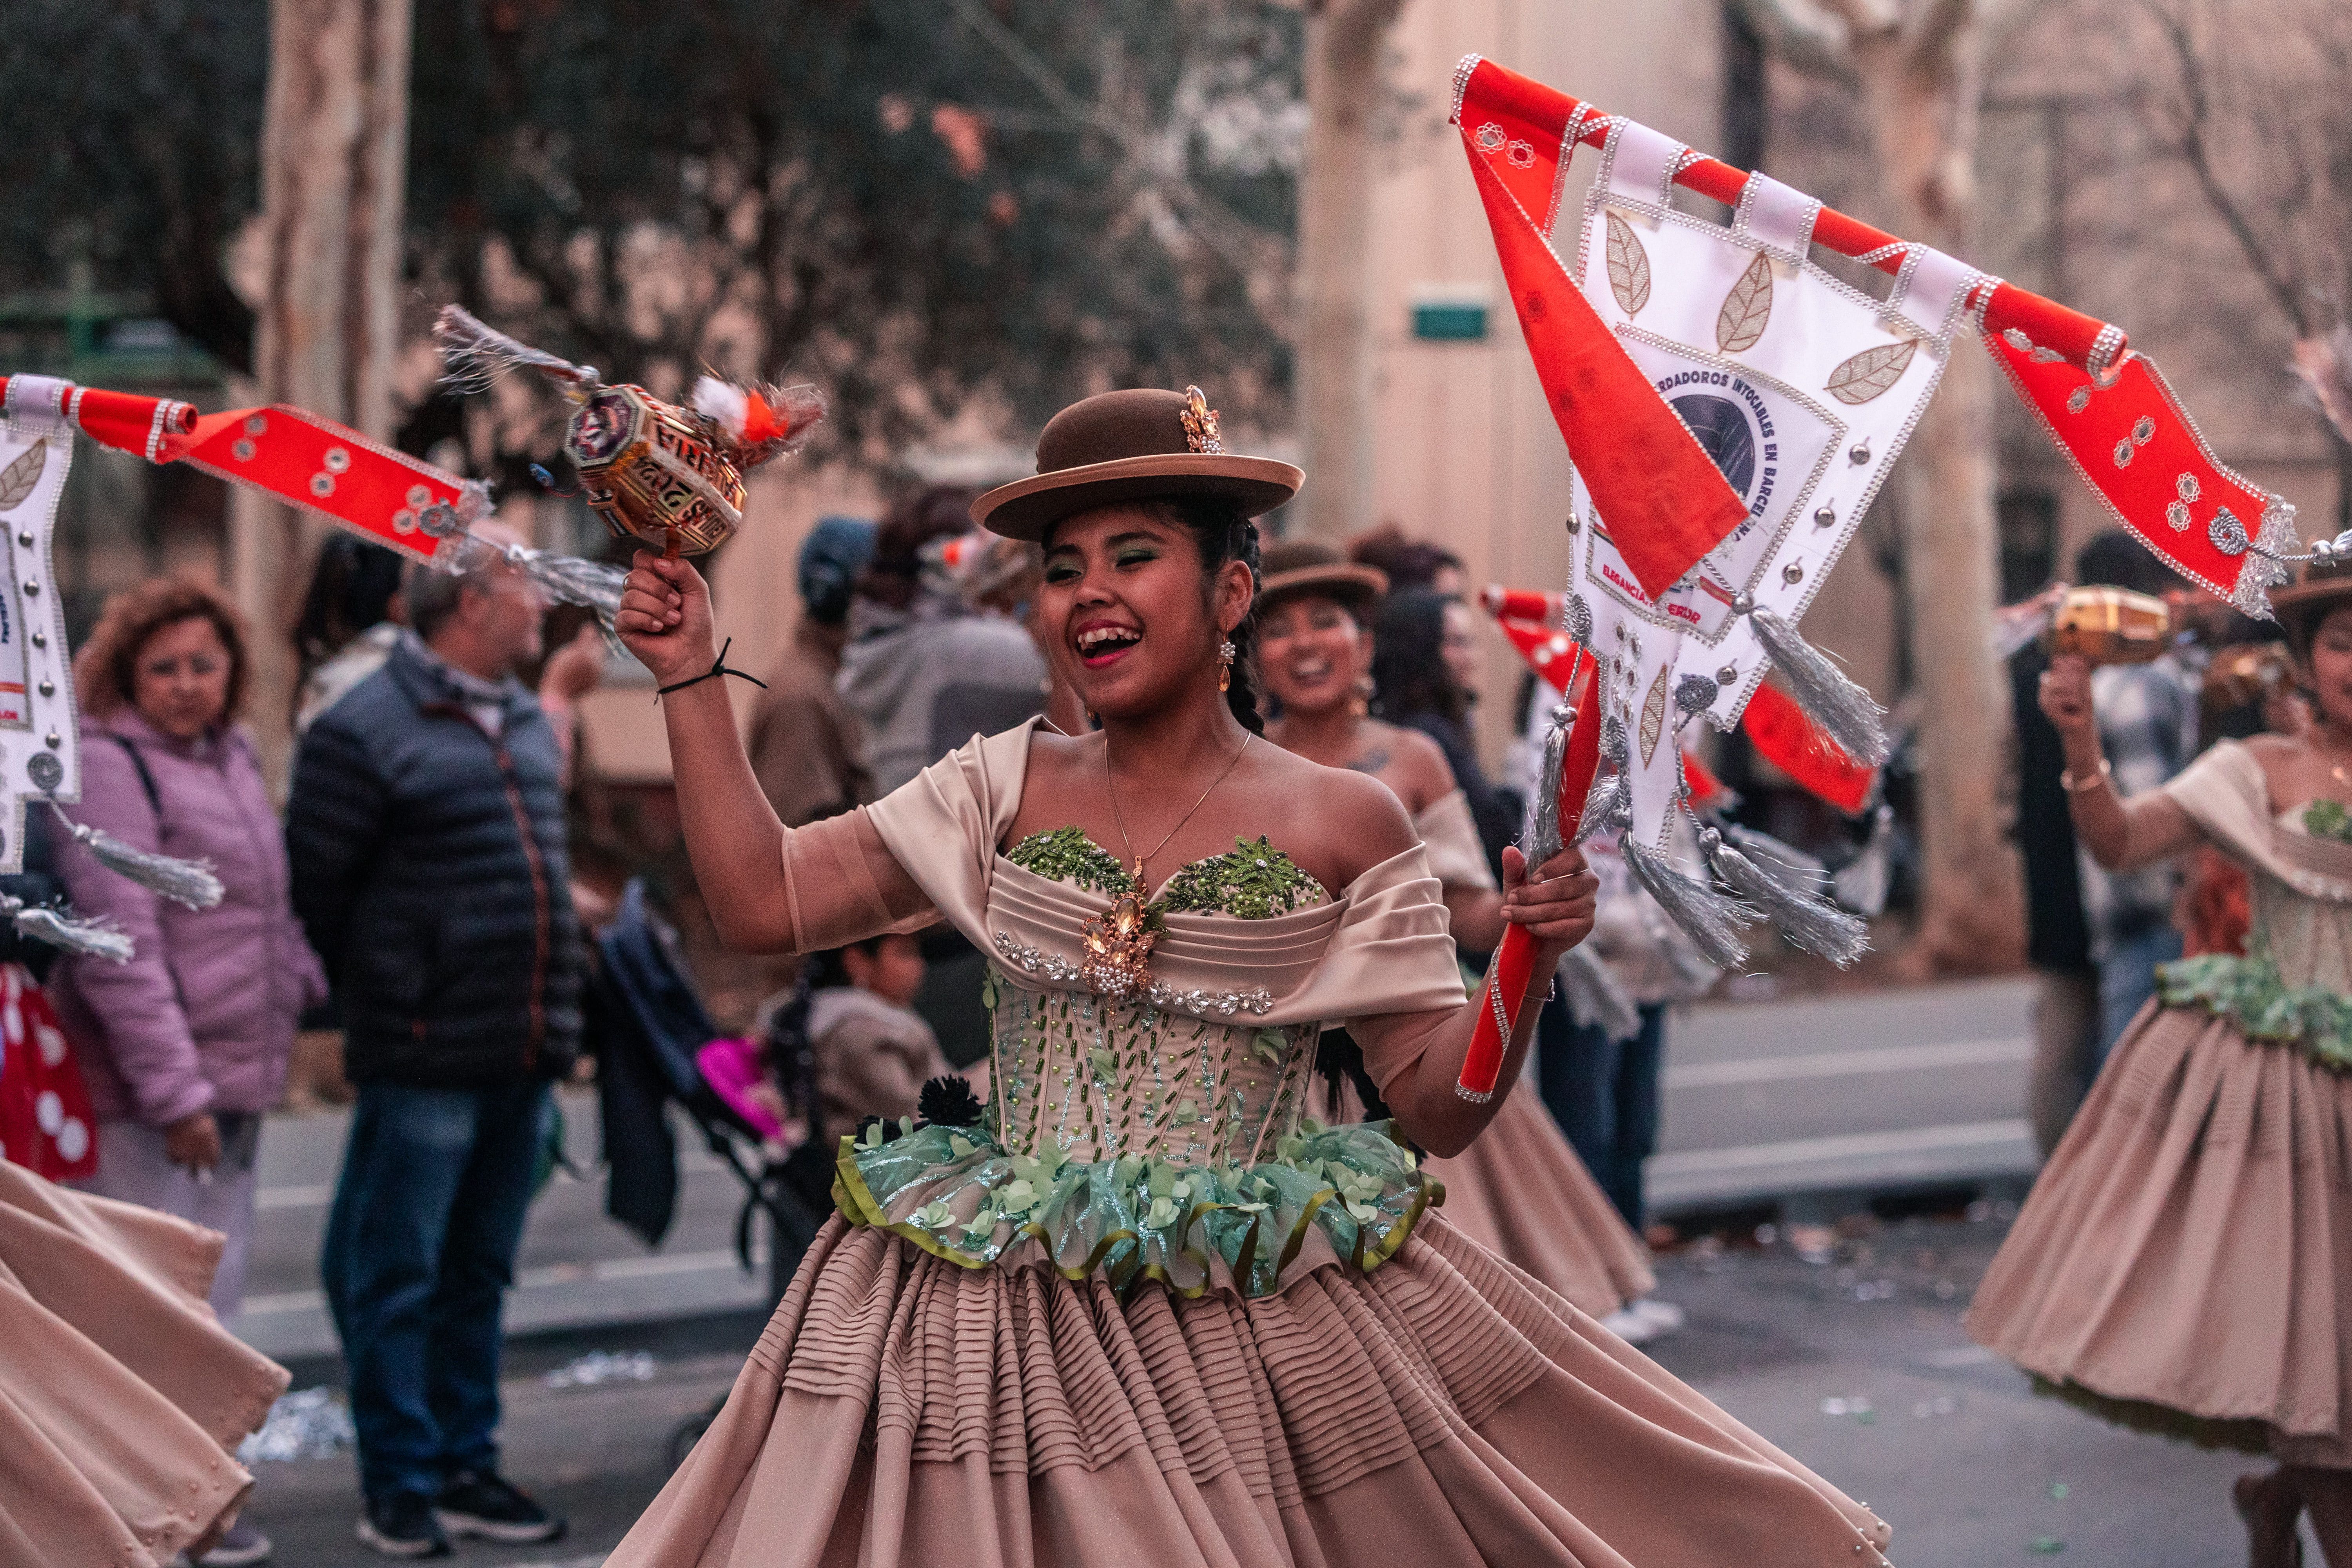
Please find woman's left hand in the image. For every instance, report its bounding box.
[1500,843,1599,955]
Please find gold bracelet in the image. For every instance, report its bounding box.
[2059,758,2113,793]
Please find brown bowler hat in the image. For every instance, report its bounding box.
[973,386,1301,542]
[1256,539,1388,614]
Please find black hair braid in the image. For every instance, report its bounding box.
[1223,519,1267,735]
[1141,497,1267,734]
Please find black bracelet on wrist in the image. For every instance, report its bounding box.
[655,637,769,698]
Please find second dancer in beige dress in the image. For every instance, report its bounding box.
[1255,541,1653,1319]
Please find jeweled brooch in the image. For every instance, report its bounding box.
[1180,385,1224,456]
[1079,882,1162,1002]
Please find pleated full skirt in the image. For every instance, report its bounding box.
[1967,1000,2352,1466]
[0,1158,289,1566]
[608,1212,1887,1568]
[1420,1088,1654,1318]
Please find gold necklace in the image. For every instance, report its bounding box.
[1077,732,1250,1002]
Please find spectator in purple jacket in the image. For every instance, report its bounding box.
[58,577,327,1331]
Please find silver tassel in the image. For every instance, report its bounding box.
[1700,825,1867,966]
[433,305,600,396]
[1557,943,1640,1042]
[1748,605,1891,766]
[1575,711,1632,846]
[1831,804,1896,918]
[1523,703,1572,866]
[1721,823,1829,897]
[47,803,224,911]
[1623,835,1754,971]
[1574,771,1630,846]
[2,897,134,963]
[504,545,626,628]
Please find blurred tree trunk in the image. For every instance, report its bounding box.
[1851,9,2025,973]
[1295,0,1405,543]
[1745,0,2029,971]
[232,0,413,791]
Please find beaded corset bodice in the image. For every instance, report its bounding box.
[985,829,1330,1166]
[832,820,1453,1298]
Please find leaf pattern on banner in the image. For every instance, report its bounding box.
[1716,252,1774,353]
[1605,211,1651,316]
[0,440,47,512]
[1826,339,1918,405]
[1639,662,1669,765]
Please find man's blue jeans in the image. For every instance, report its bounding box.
[2098,927,2185,1062]
[1535,996,1667,1232]
[321,1081,548,1503]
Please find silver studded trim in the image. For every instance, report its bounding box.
[991,932,1274,1018]
[2087,323,2128,386]
[1449,53,1481,126]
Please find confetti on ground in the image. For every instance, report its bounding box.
[238,1386,357,1463]
[545,1349,657,1388]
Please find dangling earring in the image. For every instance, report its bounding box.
[1351,675,1374,718]
[1218,639,1236,694]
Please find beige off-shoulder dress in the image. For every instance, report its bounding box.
[608,722,1889,1567]
[1969,739,2352,1466]
[0,1157,288,1566]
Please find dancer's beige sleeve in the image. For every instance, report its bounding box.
[777,809,939,952]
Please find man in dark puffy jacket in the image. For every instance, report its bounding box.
[289,535,591,1558]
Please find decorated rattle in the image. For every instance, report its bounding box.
[433,306,824,555]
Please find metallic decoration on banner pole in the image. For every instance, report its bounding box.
[0,380,217,942]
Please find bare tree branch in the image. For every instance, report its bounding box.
[2142,0,2312,334]
[935,0,1290,295]
[1731,0,1862,82]
[1904,0,1978,70]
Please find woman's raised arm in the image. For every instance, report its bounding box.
[1350,841,1596,1157]
[2039,653,2203,873]
[617,552,929,953]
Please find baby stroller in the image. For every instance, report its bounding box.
[586,880,826,1461]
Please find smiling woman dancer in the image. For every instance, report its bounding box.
[604,388,1889,1568]
[1970,559,2352,1568]
[1254,539,1654,1323]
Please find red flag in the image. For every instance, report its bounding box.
[1986,330,2294,618]
[0,377,469,566]
[1741,682,1876,816]
[1457,60,1748,601]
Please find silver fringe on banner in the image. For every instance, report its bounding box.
[0,896,133,963]
[1832,804,1897,918]
[1748,604,1891,766]
[47,802,224,910]
[434,305,600,396]
[1557,942,1641,1042]
[1623,835,1754,971]
[1575,713,1633,846]
[504,545,626,626]
[1700,824,1867,966]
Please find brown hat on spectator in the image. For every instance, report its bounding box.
[1255,539,1388,616]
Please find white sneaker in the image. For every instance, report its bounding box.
[1599,1306,1661,1343]
[1629,1298,1686,1335]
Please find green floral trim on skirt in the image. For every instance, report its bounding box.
[2156,952,2352,1071]
[832,1117,1442,1300]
